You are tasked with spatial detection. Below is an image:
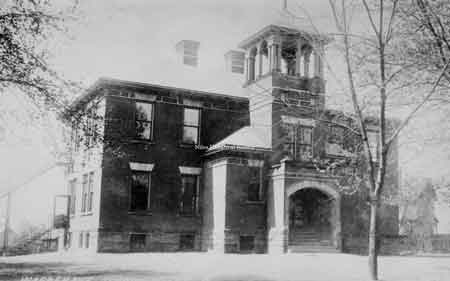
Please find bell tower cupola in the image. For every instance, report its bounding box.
[238,25,329,93]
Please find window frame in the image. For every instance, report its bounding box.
[247,166,263,202]
[87,172,94,213]
[134,101,155,141]
[81,174,88,213]
[283,123,314,161]
[78,232,83,248]
[129,233,147,251]
[85,232,90,248]
[69,179,77,216]
[179,174,200,216]
[182,107,201,145]
[295,125,313,161]
[129,170,152,212]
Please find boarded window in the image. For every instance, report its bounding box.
[240,236,255,252]
[182,108,200,145]
[130,234,146,251]
[180,175,198,215]
[135,102,154,140]
[130,171,151,211]
[179,233,195,251]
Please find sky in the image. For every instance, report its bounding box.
[0,0,449,231]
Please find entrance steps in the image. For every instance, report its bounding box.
[288,230,339,253]
[288,244,340,253]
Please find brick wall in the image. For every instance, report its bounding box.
[96,84,249,252]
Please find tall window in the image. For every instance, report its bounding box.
[182,108,200,145]
[248,167,263,202]
[85,232,90,249]
[329,126,345,145]
[81,174,88,213]
[130,171,151,211]
[296,126,313,160]
[78,232,83,248]
[69,179,77,215]
[283,124,313,161]
[180,175,199,216]
[87,172,94,212]
[135,102,154,140]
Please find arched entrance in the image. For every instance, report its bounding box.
[285,182,341,250]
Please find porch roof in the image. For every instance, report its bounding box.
[207,126,272,154]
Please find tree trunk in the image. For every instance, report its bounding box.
[368,198,379,280]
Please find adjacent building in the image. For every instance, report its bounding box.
[61,25,400,254]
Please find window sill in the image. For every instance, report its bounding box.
[80,212,93,216]
[128,211,152,216]
[179,143,197,149]
[178,213,200,218]
[129,139,155,145]
[244,200,265,205]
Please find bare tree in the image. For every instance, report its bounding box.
[327,0,449,279]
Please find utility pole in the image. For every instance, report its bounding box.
[2,192,11,256]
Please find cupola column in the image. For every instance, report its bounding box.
[303,48,312,78]
[245,49,257,82]
[295,38,305,76]
[267,35,282,72]
[314,48,321,78]
[317,44,325,79]
[257,42,263,77]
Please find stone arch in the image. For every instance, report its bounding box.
[286,180,340,200]
[285,180,341,249]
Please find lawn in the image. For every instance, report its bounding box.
[1,252,450,281]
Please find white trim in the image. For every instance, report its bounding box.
[281,115,315,127]
[129,162,154,172]
[248,159,264,167]
[179,166,202,175]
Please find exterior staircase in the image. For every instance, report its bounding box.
[288,230,340,253]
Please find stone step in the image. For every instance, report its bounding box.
[289,240,333,246]
[288,245,340,253]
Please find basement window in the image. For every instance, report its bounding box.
[179,233,195,251]
[239,235,255,252]
[130,233,146,251]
